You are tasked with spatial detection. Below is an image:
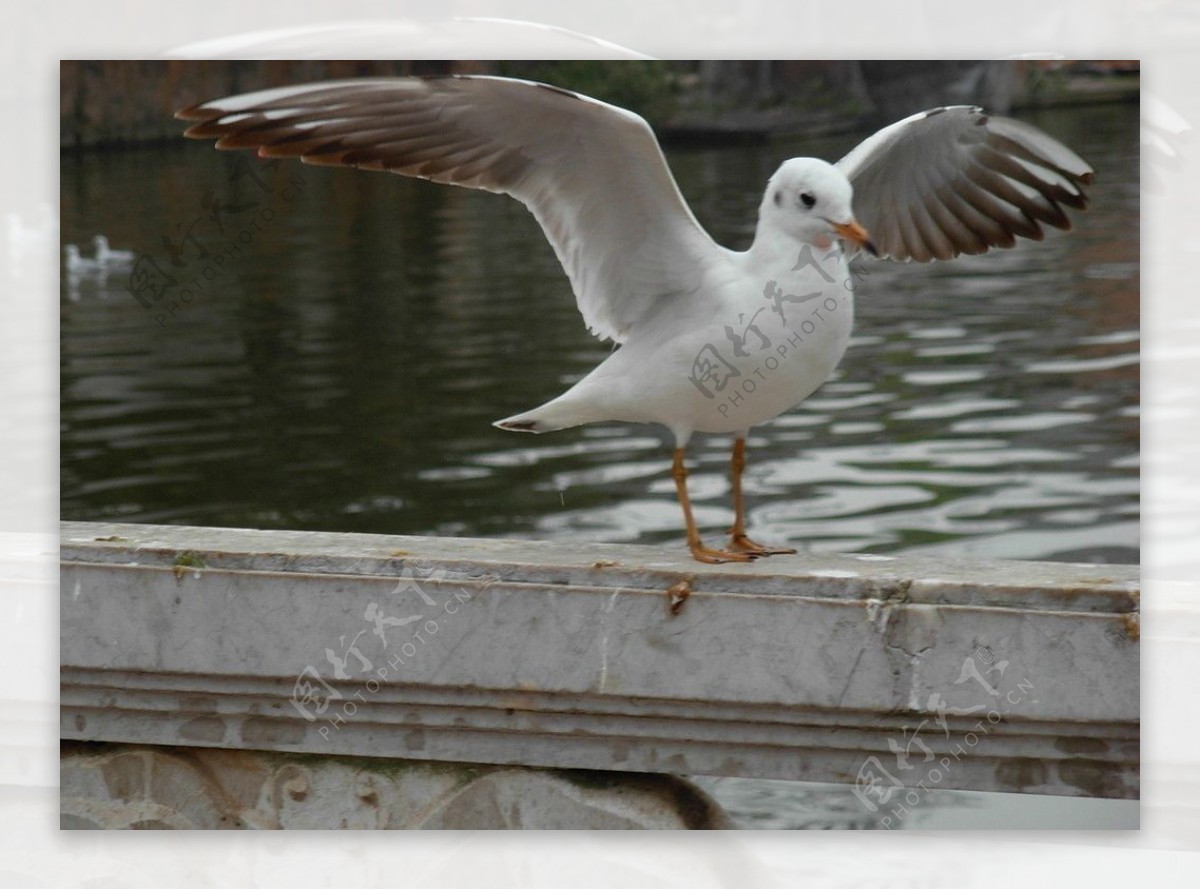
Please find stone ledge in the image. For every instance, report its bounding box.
[60,522,1140,801]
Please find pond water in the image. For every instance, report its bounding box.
[60,100,1139,828]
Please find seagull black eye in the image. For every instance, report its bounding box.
[800,192,816,209]
[773,191,782,207]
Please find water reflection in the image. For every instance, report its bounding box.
[61,102,1138,565]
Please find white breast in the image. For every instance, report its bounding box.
[687,244,855,433]
[589,245,857,437]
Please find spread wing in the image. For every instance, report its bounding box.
[837,105,1094,262]
[177,75,723,342]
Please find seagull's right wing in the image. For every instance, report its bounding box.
[837,105,1094,262]
[178,76,724,343]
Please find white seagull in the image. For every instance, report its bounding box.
[178,76,1092,563]
[93,235,135,266]
[64,242,109,302]
[63,243,107,278]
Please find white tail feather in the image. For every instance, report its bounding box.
[494,391,606,434]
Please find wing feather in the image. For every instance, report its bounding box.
[837,105,1092,262]
[178,76,723,342]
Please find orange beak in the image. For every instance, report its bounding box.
[833,220,878,257]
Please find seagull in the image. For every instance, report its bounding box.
[64,243,98,272]
[177,76,1092,564]
[92,235,135,266]
[64,243,110,302]
[64,243,107,278]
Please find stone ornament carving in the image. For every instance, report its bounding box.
[61,743,732,830]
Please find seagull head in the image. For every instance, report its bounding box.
[762,158,876,256]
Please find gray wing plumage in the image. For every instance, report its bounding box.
[837,105,1094,262]
[177,76,722,343]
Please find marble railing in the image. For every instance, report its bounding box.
[60,521,1139,829]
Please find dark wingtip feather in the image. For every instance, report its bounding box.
[175,101,217,122]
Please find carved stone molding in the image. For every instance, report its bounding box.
[61,743,733,830]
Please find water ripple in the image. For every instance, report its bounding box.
[61,104,1138,568]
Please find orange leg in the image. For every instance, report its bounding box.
[671,448,756,564]
[728,437,796,556]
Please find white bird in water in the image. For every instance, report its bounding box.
[63,243,107,279]
[178,76,1092,563]
[64,243,109,302]
[93,235,135,266]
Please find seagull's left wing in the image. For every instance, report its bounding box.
[177,76,724,343]
[837,106,1094,262]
